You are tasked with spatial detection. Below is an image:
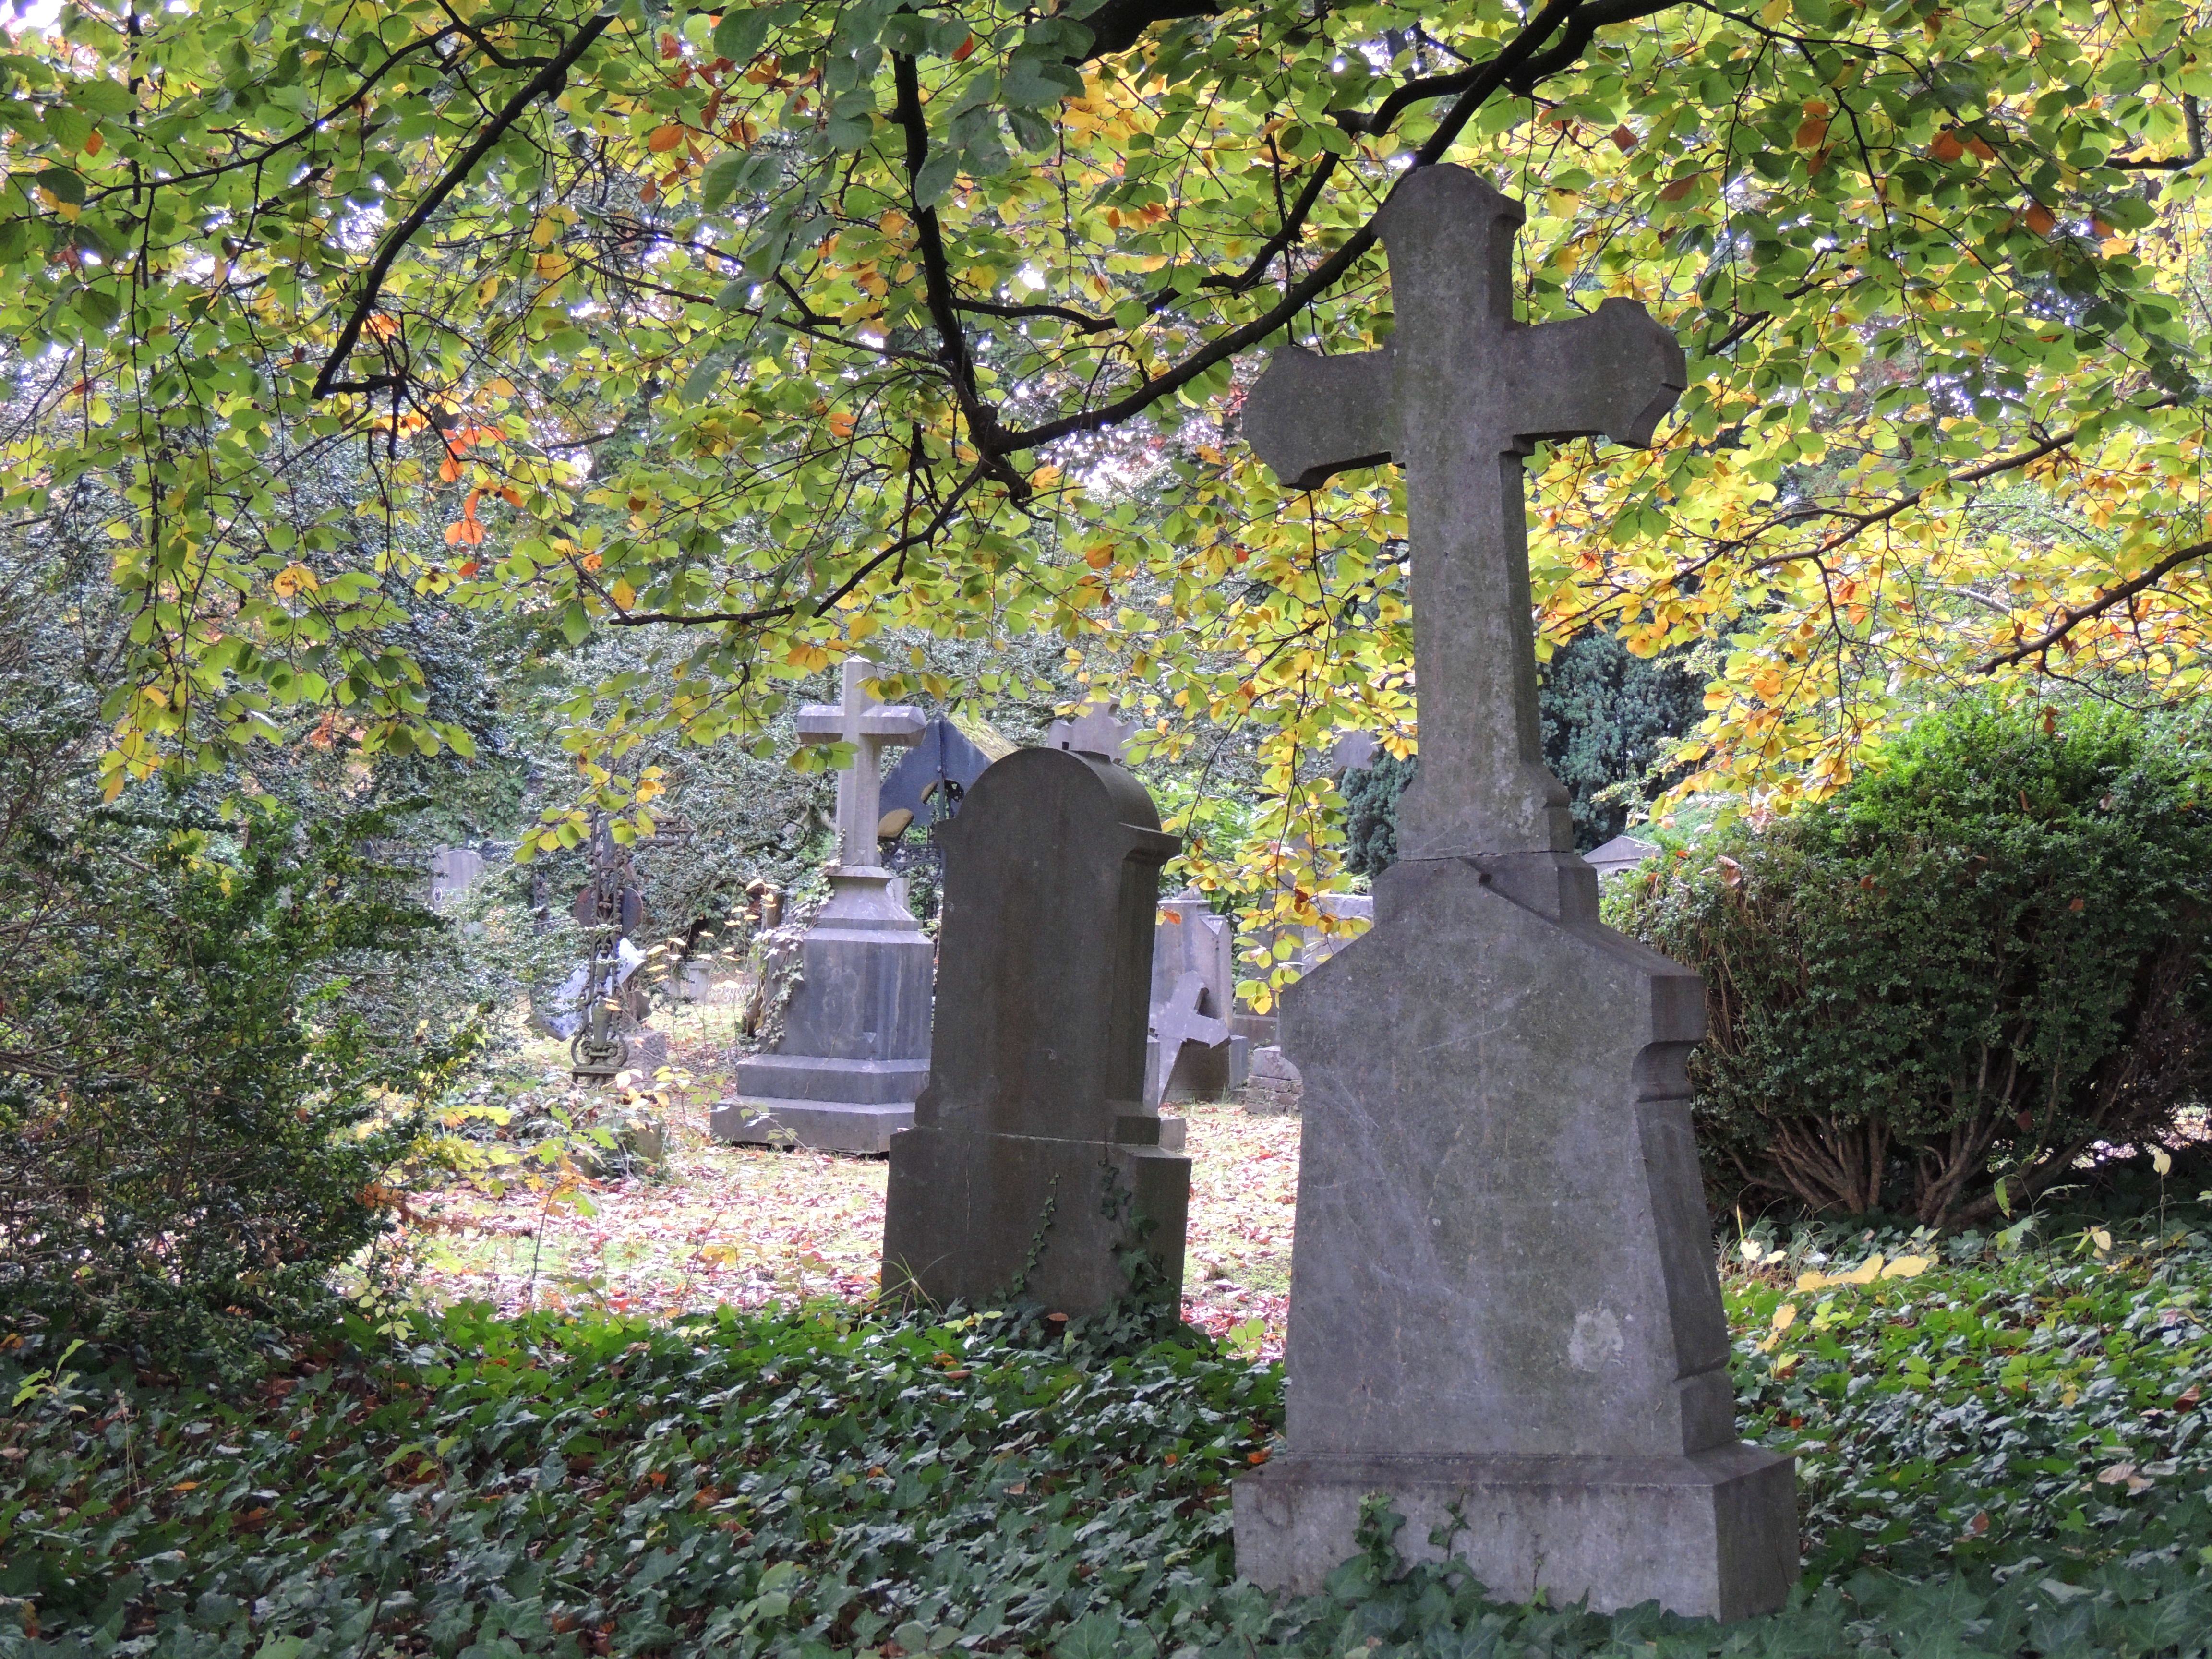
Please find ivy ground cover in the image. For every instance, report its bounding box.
[4,1206,2211,1659]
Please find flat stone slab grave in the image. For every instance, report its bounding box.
[882,746,1190,1317]
[1229,163,1796,1622]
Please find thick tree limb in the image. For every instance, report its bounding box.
[1070,0,1222,63]
[313,11,616,398]
[992,0,1673,454]
[1976,537,2212,673]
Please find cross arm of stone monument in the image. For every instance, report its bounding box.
[1241,347,1396,491]
[857,706,927,740]
[1502,299,1685,453]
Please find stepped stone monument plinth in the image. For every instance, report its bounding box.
[883,746,1190,1316]
[713,660,934,1154]
[1230,165,1797,1622]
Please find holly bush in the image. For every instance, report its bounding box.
[1618,698,2212,1228]
[0,800,480,1364]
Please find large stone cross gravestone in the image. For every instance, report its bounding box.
[712,659,937,1154]
[882,747,1190,1316]
[1230,165,1797,1621]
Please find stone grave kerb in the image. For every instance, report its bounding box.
[1230,164,1797,1622]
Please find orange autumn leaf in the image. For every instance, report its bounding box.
[438,453,461,483]
[457,559,481,578]
[1658,176,1698,202]
[1083,544,1113,570]
[826,410,857,439]
[365,312,400,340]
[498,484,525,507]
[648,124,686,153]
[444,519,485,546]
[580,551,603,572]
[951,34,975,60]
[1795,115,1829,150]
[1610,124,1637,153]
[1931,129,1966,163]
[1966,134,1997,160]
[84,129,103,156]
[2023,202,2057,235]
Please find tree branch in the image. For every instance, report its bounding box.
[607,464,988,628]
[1976,537,2212,673]
[991,0,1674,453]
[1069,0,1222,63]
[313,12,617,399]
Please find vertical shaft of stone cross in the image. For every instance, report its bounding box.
[1383,182,1570,859]
[1239,166,1686,864]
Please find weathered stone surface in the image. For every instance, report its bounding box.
[883,748,1190,1315]
[1232,164,1794,1621]
[716,871,933,1154]
[1152,888,1235,1014]
[1234,1445,1799,1620]
[716,660,933,1153]
[1240,1044,1302,1116]
[1586,833,1661,881]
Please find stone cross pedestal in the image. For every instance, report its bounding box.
[1230,166,1797,1621]
[713,659,936,1154]
[882,748,1190,1316]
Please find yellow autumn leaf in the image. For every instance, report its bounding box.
[1882,1255,1933,1279]
[611,578,637,609]
[1838,1254,1884,1285]
[272,562,317,597]
[1770,1302,1798,1332]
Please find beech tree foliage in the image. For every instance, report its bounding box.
[1,0,2206,897]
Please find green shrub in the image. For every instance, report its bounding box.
[1617,698,2212,1228]
[0,801,478,1362]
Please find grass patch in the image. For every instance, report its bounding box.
[3,1203,2209,1657]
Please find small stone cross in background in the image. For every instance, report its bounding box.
[798,659,926,868]
[1046,696,1134,762]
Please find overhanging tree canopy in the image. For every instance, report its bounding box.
[2,0,2206,885]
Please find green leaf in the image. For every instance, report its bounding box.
[711,6,773,62]
[912,150,960,209]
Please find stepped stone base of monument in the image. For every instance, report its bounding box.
[713,868,934,1153]
[711,1097,913,1154]
[713,1053,929,1153]
[1234,1443,1797,1620]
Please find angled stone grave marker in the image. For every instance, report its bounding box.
[1148,890,1246,1106]
[1230,164,1797,1622]
[882,747,1190,1316]
[1144,969,1236,1112]
[712,658,935,1154]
